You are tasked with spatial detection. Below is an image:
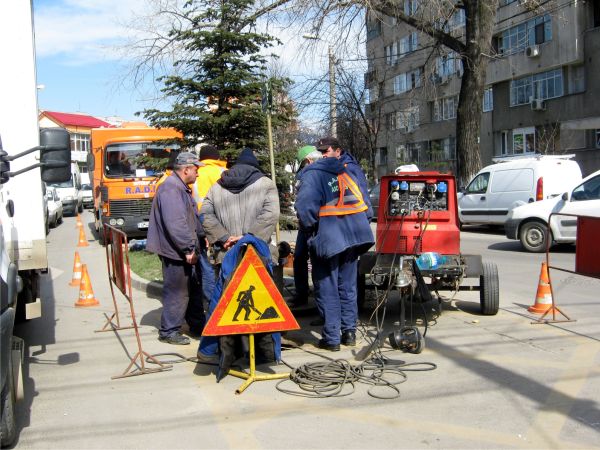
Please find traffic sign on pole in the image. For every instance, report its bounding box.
[202,245,300,336]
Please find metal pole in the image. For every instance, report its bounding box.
[266,112,280,243]
[328,45,337,138]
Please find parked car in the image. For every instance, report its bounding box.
[81,183,93,209]
[458,155,582,226]
[505,169,600,252]
[46,186,63,228]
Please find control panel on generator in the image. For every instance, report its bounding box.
[375,172,460,255]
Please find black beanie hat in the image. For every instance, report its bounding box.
[235,148,260,168]
[199,145,220,161]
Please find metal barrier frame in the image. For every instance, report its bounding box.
[100,224,172,378]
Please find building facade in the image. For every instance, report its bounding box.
[365,0,600,179]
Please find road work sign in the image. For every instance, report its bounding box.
[202,245,300,336]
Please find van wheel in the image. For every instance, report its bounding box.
[78,203,83,213]
[519,221,549,253]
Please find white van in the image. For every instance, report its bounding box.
[458,155,582,226]
[47,162,83,215]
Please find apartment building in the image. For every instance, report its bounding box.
[365,0,600,179]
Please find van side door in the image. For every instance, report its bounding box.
[486,168,534,225]
[458,172,490,224]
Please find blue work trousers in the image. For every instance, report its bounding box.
[293,229,310,299]
[311,248,359,345]
[197,247,216,305]
[159,256,205,338]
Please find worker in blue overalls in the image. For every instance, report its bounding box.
[295,137,374,351]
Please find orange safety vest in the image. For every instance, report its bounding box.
[319,172,368,217]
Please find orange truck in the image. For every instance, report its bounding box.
[88,124,182,243]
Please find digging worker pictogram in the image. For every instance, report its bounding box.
[232,285,256,321]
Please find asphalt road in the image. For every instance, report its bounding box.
[11,212,600,449]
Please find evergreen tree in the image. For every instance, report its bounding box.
[142,0,288,155]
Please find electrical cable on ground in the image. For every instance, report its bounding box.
[276,347,436,399]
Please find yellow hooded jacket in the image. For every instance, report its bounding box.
[192,159,227,212]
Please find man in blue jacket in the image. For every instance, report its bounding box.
[295,137,374,351]
[147,152,206,345]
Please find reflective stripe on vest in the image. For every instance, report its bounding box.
[319,172,368,217]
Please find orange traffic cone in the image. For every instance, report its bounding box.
[528,262,555,314]
[75,214,83,228]
[69,252,83,287]
[77,225,89,247]
[75,264,99,307]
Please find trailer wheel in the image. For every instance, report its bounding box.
[1,351,17,448]
[480,262,499,315]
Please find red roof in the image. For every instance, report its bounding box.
[41,111,112,128]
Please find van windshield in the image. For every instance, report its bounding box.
[104,142,179,178]
[49,178,73,188]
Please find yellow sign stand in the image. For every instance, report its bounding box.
[202,245,300,394]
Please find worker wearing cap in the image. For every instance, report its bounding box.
[191,144,228,313]
[147,151,206,345]
[289,145,322,308]
[295,137,374,351]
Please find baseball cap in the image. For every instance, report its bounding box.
[316,136,341,151]
[296,145,317,163]
[175,151,203,167]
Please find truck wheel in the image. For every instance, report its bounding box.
[519,221,548,253]
[480,262,499,315]
[0,352,17,448]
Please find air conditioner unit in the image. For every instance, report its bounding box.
[530,99,546,111]
[525,45,540,57]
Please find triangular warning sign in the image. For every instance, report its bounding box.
[202,245,300,336]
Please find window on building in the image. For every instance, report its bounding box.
[497,14,552,55]
[596,130,600,148]
[396,144,407,161]
[367,13,382,40]
[501,131,509,155]
[499,0,517,6]
[568,65,585,94]
[404,0,418,16]
[433,96,458,121]
[407,142,421,163]
[428,137,455,162]
[483,87,494,112]
[397,32,418,58]
[510,68,563,106]
[70,133,90,152]
[394,69,422,94]
[435,51,462,79]
[378,147,388,165]
[512,127,536,154]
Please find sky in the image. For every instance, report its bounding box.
[33,0,366,125]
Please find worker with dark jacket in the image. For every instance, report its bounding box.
[147,152,206,345]
[295,137,374,351]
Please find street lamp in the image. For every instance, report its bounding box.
[302,34,337,138]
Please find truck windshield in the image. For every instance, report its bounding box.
[104,142,179,178]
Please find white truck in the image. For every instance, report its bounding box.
[0,2,70,446]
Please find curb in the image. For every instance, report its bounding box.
[129,269,163,299]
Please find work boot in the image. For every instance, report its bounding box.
[195,352,219,364]
[341,330,356,347]
[158,332,190,345]
[317,339,340,352]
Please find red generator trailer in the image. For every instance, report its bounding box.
[357,171,499,353]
